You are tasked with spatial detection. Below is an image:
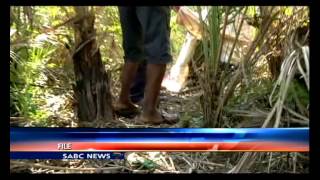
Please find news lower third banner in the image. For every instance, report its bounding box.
[10,128,309,159]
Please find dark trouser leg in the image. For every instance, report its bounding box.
[130,62,147,104]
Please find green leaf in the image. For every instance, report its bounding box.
[142,159,157,169]
[284,7,293,16]
[247,6,256,18]
[47,63,57,68]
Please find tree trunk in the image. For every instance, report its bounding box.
[72,7,113,123]
[268,55,282,80]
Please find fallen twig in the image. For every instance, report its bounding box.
[193,160,225,168]
[11,161,124,172]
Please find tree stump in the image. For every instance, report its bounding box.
[72,7,113,124]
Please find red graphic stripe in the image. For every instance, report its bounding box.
[11,141,309,152]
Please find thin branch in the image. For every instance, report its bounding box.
[11,161,124,172]
[73,35,96,56]
[284,106,309,122]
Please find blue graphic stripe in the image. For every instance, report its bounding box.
[11,152,125,159]
[10,128,309,143]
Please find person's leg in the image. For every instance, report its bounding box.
[117,61,139,108]
[136,7,173,124]
[130,60,162,108]
[115,7,144,117]
[142,64,167,123]
[130,61,147,104]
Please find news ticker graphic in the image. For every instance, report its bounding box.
[11,152,125,160]
[11,128,308,159]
